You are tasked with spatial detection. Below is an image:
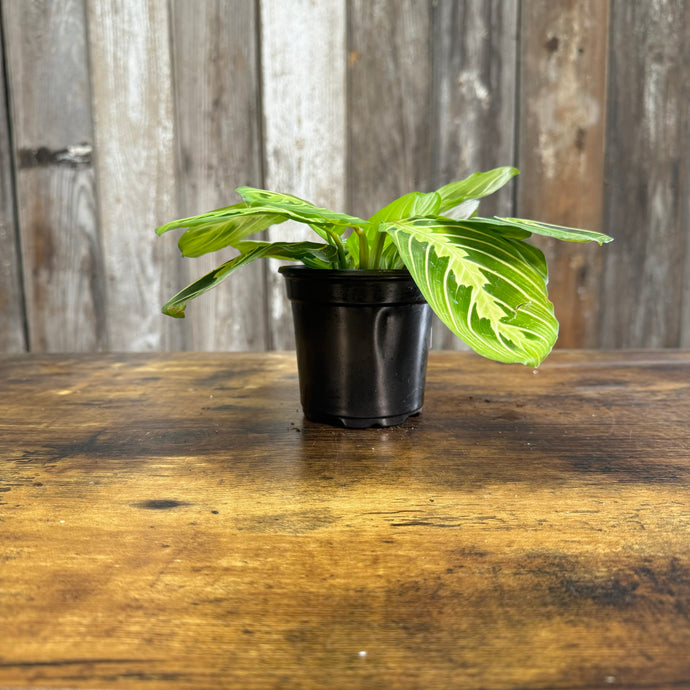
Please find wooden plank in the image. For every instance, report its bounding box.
[347,0,432,220]
[2,351,690,687]
[2,0,105,352]
[601,0,690,348]
[349,1,456,349]
[169,0,266,351]
[0,14,26,352]
[430,0,519,349]
[260,0,347,350]
[87,0,181,351]
[517,0,609,349]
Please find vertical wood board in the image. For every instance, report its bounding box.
[0,12,26,352]
[601,0,690,348]
[431,0,518,207]
[2,0,105,352]
[260,0,347,349]
[430,0,519,349]
[347,0,433,220]
[674,6,690,348]
[169,0,266,351]
[517,0,610,349]
[88,0,181,351]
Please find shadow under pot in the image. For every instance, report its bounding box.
[279,266,432,428]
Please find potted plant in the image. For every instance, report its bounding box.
[156,167,612,427]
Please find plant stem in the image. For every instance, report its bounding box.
[353,227,370,268]
[324,227,348,268]
[370,230,386,269]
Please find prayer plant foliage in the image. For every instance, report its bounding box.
[156,167,612,367]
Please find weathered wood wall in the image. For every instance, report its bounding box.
[1,0,689,353]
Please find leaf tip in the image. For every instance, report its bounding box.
[162,304,186,319]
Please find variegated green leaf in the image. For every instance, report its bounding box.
[155,202,247,235]
[177,210,288,257]
[157,199,360,258]
[233,240,337,269]
[435,167,519,213]
[385,218,558,366]
[437,217,533,240]
[493,217,613,244]
[236,186,368,230]
[368,191,442,226]
[162,242,335,318]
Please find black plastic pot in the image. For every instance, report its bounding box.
[279,266,432,428]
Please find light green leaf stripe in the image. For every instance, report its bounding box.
[385,219,559,366]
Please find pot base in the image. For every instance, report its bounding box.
[305,407,422,429]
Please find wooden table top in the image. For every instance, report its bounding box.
[1,350,689,690]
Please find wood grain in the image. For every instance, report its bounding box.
[601,0,690,348]
[430,0,519,349]
[1,351,690,689]
[0,15,26,352]
[169,0,266,352]
[347,0,432,219]
[518,0,609,349]
[431,0,518,210]
[260,0,347,349]
[87,0,182,351]
[2,0,105,352]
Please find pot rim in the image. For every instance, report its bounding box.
[279,265,413,280]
